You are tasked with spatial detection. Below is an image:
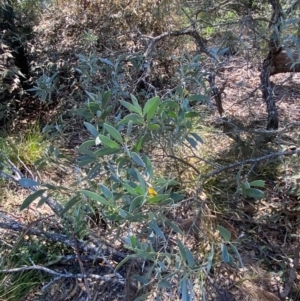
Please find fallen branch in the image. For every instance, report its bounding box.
[0,264,123,284]
[205,148,300,179]
[0,218,126,278]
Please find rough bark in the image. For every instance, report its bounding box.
[260,0,283,130]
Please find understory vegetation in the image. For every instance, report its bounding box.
[1,0,300,300]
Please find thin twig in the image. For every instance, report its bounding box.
[205,148,300,179]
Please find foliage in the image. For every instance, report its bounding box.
[2,0,300,299]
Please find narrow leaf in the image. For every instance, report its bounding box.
[94,147,120,157]
[20,189,47,211]
[185,136,198,149]
[185,247,195,267]
[60,195,81,216]
[132,275,148,285]
[181,278,189,301]
[217,225,231,242]
[221,243,230,262]
[249,180,265,187]
[120,100,142,114]
[19,178,40,188]
[81,190,111,206]
[143,96,160,121]
[100,184,114,200]
[149,220,166,241]
[229,243,244,268]
[102,90,111,107]
[104,123,123,144]
[118,113,144,125]
[176,239,187,261]
[142,154,153,179]
[84,122,99,137]
[243,188,264,200]
[190,132,204,144]
[165,220,184,235]
[129,195,144,212]
[98,134,120,149]
[130,94,143,115]
[130,152,145,167]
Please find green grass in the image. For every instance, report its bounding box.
[0,123,47,167]
[0,241,48,301]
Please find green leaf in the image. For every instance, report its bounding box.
[97,134,120,149]
[185,136,198,149]
[81,190,111,206]
[132,135,147,152]
[126,120,133,137]
[99,57,114,66]
[20,189,47,211]
[60,195,81,216]
[123,182,139,196]
[142,154,153,179]
[78,140,95,150]
[185,247,195,267]
[158,280,172,289]
[249,180,265,188]
[143,96,160,121]
[165,220,183,235]
[120,100,142,114]
[242,181,250,190]
[149,220,166,241]
[217,225,231,242]
[77,156,96,166]
[176,238,186,261]
[147,194,169,204]
[221,243,230,262]
[132,275,149,285]
[170,192,185,202]
[160,99,179,110]
[103,123,123,144]
[190,132,204,144]
[243,188,264,200]
[187,94,208,102]
[77,148,97,157]
[130,152,145,167]
[229,243,244,268]
[130,94,143,115]
[181,278,189,301]
[147,123,160,130]
[119,113,144,125]
[100,184,114,201]
[37,196,49,207]
[185,111,199,118]
[135,169,146,193]
[102,90,111,107]
[19,178,41,188]
[84,122,99,137]
[129,195,144,212]
[94,147,120,157]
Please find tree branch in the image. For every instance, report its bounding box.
[205,148,300,179]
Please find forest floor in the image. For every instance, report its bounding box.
[1,56,300,301]
[1,5,300,300]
